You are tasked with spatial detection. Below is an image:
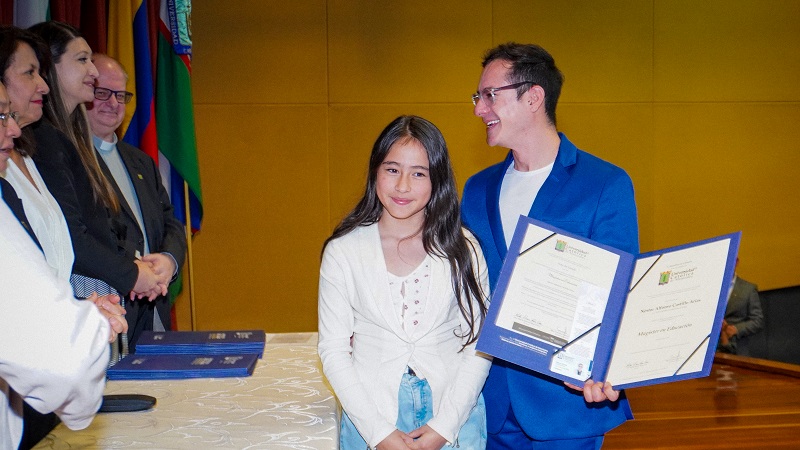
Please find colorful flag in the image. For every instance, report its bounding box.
[157,0,202,232]
[106,0,202,327]
[110,0,159,162]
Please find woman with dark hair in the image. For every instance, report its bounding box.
[0,25,76,281]
[318,115,491,450]
[28,21,163,307]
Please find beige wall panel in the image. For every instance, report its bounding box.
[327,0,491,104]
[190,104,329,332]
[184,1,800,333]
[654,0,800,102]
[653,103,800,289]
[558,103,655,252]
[493,0,653,103]
[192,0,328,104]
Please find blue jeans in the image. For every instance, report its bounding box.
[340,372,487,449]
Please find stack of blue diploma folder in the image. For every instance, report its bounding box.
[106,330,266,380]
[134,330,266,358]
[107,353,259,380]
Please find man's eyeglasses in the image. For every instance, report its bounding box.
[471,81,536,106]
[0,111,18,127]
[94,87,134,104]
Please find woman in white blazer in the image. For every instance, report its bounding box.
[319,116,491,450]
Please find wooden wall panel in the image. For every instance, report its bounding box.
[189,104,329,332]
[654,0,800,102]
[494,0,654,103]
[192,0,328,105]
[653,103,800,289]
[179,1,800,332]
[328,0,491,104]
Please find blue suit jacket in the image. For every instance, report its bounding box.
[461,133,638,440]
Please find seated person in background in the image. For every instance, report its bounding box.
[718,258,764,355]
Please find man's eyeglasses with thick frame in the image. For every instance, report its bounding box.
[471,81,536,106]
[94,87,134,104]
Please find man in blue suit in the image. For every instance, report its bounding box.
[461,43,639,449]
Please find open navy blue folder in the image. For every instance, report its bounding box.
[477,216,740,389]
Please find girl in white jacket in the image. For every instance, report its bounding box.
[318,115,491,450]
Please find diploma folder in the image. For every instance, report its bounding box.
[106,353,259,380]
[476,217,740,389]
[135,330,266,358]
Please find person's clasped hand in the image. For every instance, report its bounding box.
[85,293,128,342]
[141,253,176,285]
[406,425,448,450]
[376,430,414,450]
[132,259,167,301]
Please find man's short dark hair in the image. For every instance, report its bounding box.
[482,43,564,126]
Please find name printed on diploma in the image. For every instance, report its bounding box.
[605,239,731,386]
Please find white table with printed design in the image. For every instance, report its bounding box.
[34,332,339,449]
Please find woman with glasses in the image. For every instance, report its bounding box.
[0,26,75,282]
[28,21,162,306]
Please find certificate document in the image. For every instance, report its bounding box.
[477,217,740,389]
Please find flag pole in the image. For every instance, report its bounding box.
[183,180,197,331]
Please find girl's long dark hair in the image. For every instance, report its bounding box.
[324,115,487,346]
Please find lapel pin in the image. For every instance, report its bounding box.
[137,174,143,180]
